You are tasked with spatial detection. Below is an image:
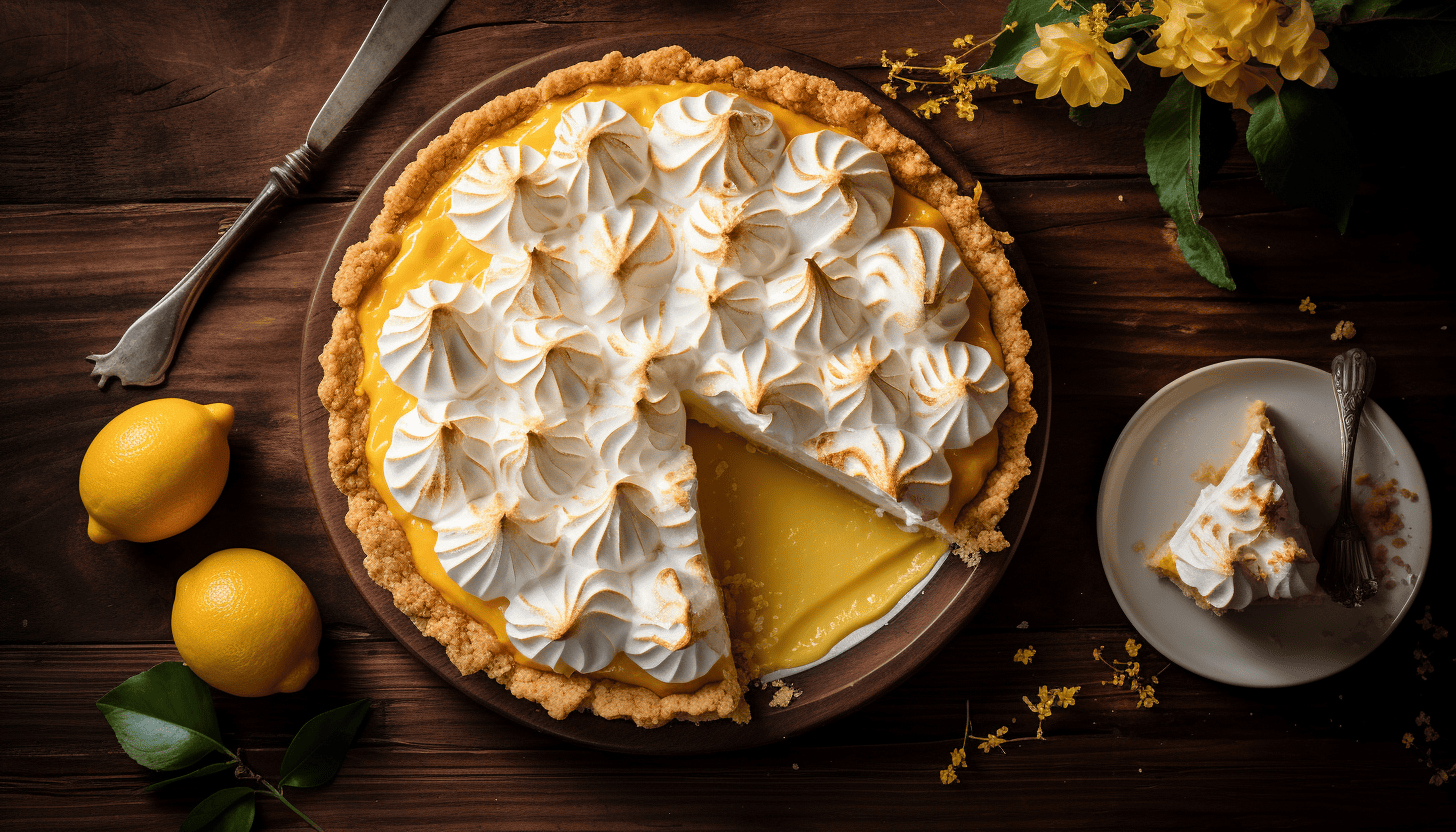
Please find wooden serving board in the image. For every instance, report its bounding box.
[298,34,1051,753]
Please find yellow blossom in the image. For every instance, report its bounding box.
[1299,296,1316,313]
[940,765,959,784]
[1093,645,1104,661]
[1331,320,1356,341]
[1056,686,1080,708]
[951,747,966,766]
[1200,0,1331,85]
[1125,638,1141,657]
[1014,646,1036,665]
[1015,23,1131,107]
[1404,732,1416,749]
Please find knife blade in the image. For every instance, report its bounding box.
[87,0,453,388]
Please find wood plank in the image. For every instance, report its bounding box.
[1,0,1237,204]
[2,638,1450,829]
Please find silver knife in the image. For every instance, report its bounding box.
[87,0,453,388]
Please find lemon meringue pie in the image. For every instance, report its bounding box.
[1147,402,1319,613]
[319,47,1035,727]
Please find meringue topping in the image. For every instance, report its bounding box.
[367,90,1010,685]
[1155,415,1319,612]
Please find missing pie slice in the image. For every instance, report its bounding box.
[318,47,1035,727]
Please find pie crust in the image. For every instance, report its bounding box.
[318,46,1036,727]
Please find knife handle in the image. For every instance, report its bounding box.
[86,144,319,388]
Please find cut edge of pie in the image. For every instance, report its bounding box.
[317,46,1037,728]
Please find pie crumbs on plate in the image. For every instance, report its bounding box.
[318,47,1035,727]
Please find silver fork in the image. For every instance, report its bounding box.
[1317,346,1379,607]
[86,0,452,388]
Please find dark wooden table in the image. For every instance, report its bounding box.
[3,2,1452,828]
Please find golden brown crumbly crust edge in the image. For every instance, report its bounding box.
[317,46,1035,727]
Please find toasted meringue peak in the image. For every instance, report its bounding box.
[695,340,798,430]
[855,226,975,342]
[383,401,495,523]
[670,262,767,354]
[491,410,595,509]
[378,280,495,401]
[813,425,947,510]
[495,317,606,417]
[506,562,635,673]
[764,256,866,356]
[478,239,581,320]
[683,189,791,277]
[541,99,651,214]
[449,145,566,253]
[822,337,908,432]
[649,90,785,200]
[774,131,894,258]
[907,341,1009,450]
[1164,428,1318,611]
[575,201,677,323]
[433,493,534,603]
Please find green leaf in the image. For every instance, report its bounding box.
[1104,14,1162,41]
[1326,21,1456,76]
[96,662,231,771]
[980,0,1085,79]
[144,761,237,793]
[279,699,370,789]
[1246,84,1357,233]
[181,788,255,832]
[1144,76,1235,290]
[1310,0,1354,20]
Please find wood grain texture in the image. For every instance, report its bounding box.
[2,0,1453,827]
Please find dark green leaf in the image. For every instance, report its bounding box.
[1144,76,1235,290]
[1378,0,1456,21]
[144,761,237,793]
[181,788,255,832]
[279,699,370,789]
[980,0,1085,79]
[96,662,231,771]
[1247,84,1357,233]
[1199,98,1235,183]
[1348,0,1402,18]
[1103,14,1162,41]
[1311,0,1354,21]
[1326,21,1456,76]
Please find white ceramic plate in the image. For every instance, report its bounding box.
[1097,358,1431,687]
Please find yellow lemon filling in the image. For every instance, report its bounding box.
[355,82,1004,696]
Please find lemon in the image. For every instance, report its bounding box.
[79,398,234,544]
[172,548,322,697]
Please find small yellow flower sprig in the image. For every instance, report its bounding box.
[1094,638,1166,708]
[880,25,1015,122]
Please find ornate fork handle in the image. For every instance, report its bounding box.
[1330,346,1376,519]
[86,145,319,388]
[1319,346,1379,606]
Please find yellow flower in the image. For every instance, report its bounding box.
[1331,320,1356,341]
[951,747,966,766]
[1056,686,1080,708]
[1125,638,1141,657]
[1014,646,1036,665]
[1403,732,1416,749]
[1015,23,1132,107]
[1299,296,1316,313]
[940,765,959,784]
[1199,0,1330,85]
[1093,645,1104,661]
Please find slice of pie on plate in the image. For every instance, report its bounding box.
[1146,401,1320,613]
[318,46,1036,727]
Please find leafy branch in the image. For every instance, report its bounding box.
[98,663,369,832]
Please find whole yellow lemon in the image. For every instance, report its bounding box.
[79,398,234,544]
[172,548,322,697]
